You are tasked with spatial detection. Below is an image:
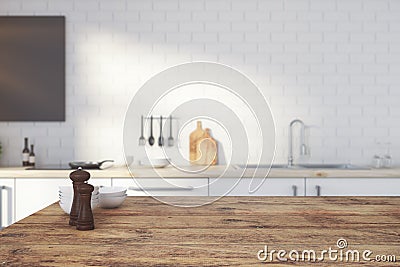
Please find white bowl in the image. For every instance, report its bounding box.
[150,158,170,168]
[59,199,99,214]
[58,192,100,198]
[60,198,99,204]
[59,194,99,204]
[59,196,99,203]
[99,195,127,209]
[59,186,99,196]
[59,191,99,197]
[140,158,170,168]
[99,187,127,197]
[60,196,99,203]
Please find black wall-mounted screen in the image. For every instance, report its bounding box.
[0,16,65,121]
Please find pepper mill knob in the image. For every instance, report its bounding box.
[76,183,95,231]
[69,168,91,226]
[69,167,90,182]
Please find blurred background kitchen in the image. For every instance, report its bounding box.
[0,0,399,167]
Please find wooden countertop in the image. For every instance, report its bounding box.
[0,197,399,266]
[1,165,400,178]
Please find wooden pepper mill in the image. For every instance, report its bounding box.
[76,183,95,231]
[69,168,90,226]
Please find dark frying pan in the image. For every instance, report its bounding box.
[69,160,114,169]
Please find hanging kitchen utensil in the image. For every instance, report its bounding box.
[158,116,164,146]
[148,116,155,146]
[139,115,146,146]
[168,115,174,147]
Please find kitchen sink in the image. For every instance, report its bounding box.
[296,163,370,170]
[235,163,370,170]
[235,164,287,169]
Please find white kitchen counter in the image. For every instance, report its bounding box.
[0,165,400,178]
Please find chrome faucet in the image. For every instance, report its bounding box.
[288,119,307,167]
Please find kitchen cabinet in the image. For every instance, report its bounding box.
[209,178,305,196]
[15,178,111,222]
[0,178,14,228]
[4,174,400,225]
[112,178,209,196]
[306,178,400,196]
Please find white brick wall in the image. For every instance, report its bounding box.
[0,0,400,167]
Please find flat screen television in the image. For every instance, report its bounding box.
[0,16,65,121]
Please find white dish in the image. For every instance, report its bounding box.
[99,195,127,209]
[58,194,100,202]
[140,158,170,168]
[59,199,99,214]
[59,186,99,196]
[99,194,127,199]
[99,186,127,197]
[59,199,99,204]
[59,192,99,197]
[59,197,100,202]
[60,195,98,199]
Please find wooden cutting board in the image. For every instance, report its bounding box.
[197,128,218,165]
[189,121,205,162]
[190,121,217,165]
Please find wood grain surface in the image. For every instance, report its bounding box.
[1,197,400,266]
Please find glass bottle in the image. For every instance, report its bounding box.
[29,144,35,167]
[22,137,30,166]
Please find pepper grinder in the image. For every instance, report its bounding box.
[69,168,90,226]
[76,183,95,231]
